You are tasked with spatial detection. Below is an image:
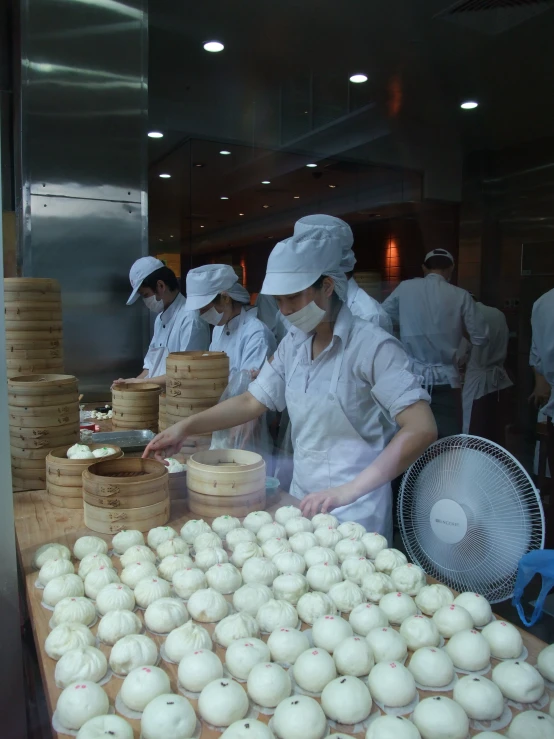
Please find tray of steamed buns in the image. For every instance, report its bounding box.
[32,507,554,739]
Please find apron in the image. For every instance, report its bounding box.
[462,365,511,434]
[286,337,393,543]
[145,312,182,379]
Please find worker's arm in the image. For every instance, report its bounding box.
[112,369,148,387]
[301,400,437,517]
[529,368,551,409]
[462,293,489,347]
[143,391,268,460]
[381,287,400,324]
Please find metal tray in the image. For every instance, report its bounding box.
[91,430,155,453]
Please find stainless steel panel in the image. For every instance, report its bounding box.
[21,0,147,202]
[19,0,149,397]
[92,429,154,452]
[27,195,147,394]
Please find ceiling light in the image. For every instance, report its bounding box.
[220,150,231,155]
[350,74,368,83]
[461,101,478,110]
[159,173,171,178]
[262,205,269,209]
[204,41,224,52]
[220,196,229,200]
[194,162,204,168]
[293,196,300,199]
[306,163,317,168]
[170,235,174,238]
[200,225,204,228]
[148,131,163,138]
[239,213,244,216]
[261,180,271,184]
[328,184,337,189]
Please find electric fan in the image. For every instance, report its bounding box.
[399,435,545,604]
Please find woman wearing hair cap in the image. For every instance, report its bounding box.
[146,229,436,539]
[185,264,276,377]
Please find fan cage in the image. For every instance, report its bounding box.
[399,435,544,604]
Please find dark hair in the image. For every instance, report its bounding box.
[141,266,179,292]
[424,255,453,270]
[311,275,342,313]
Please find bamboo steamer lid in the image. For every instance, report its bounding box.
[13,477,49,493]
[11,454,46,469]
[6,347,63,359]
[83,485,168,510]
[112,382,161,398]
[8,374,77,396]
[8,402,76,418]
[8,392,78,409]
[5,330,63,342]
[6,339,61,351]
[9,409,78,428]
[84,498,170,534]
[187,489,265,519]
[47,481,82,498]
[10,445,52,460]
[11,465,46,481]
[4,308,61,321]
[82,458,168,498]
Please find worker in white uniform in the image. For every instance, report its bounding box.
[255,293,288,344]
[460,301,513,442]
[145,228,436,539]
[113,257,209,387]
[294,214,392,332]
[185,264,276,377]
[529,287,554,476]
[382,248,489,438]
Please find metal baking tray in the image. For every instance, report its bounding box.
[91,430,155,453]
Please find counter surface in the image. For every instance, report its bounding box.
[13,490,551,738]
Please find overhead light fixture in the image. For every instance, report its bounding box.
[262,205,269,209]
[159,173,171,178]
[350,73,368,83]
[220,196,229,200]
[306,163,317,168]
[239,213,244,216]
[293,196,300,199]
[461,101,478,110]
[148,131,163,139]
[220,150,231,155]
[194,162,204,168]
[328,184,337,189]
[170,235,174,238]
[200,225,205,228]
[261,180,271,185]
[204,41,224,52]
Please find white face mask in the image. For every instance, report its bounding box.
[201,305,224,326]
[143,295,163,314]
[284,300,326,334]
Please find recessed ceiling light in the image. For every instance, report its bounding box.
[220,196,229,200]
[170,235,174,238]
[204,41,224,52]
[293,196,300,199]
[148,131,163,138]
[262,205,269,208]
[239,213,244,216]
[194,162,204,168]
[461,101,478,109]
[159,173,171,178]
[200,225,205,228]
[158,238,163,242]
[261,180,271,185]
[328,184,337,189]
[306,163,317,168]
[220,150,231,155]
[350,73,368,83]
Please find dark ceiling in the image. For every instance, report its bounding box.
[146,0,554,254]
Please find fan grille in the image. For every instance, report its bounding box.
[399,435,544,604]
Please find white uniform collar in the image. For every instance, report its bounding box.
[223,306,246,334]
[160,292,185,321]
[424,273,447,283]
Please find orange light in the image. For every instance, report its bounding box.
[385,238,400,285]
[240,258,247,287]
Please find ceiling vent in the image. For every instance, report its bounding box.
[435,0,554,34]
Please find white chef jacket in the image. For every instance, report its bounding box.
[254,294,288,344]
[461,303,513,433]
[249,304,430,444]
[211,306,277,377]
[143,293,210,378]
[382,273,489,389]
[347,278,392,333]
[530,287,554,418]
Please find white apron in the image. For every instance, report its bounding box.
[144,319,181,379]
[286,338,393,543]
[462,365,512,434]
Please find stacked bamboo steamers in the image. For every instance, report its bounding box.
[9,374,80,492]
[4,278,64,378]
[165,351,229,459]
[112,382,161,433]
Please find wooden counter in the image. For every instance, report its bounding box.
[14,491,551,738]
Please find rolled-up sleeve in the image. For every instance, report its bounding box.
[248,343,287,412]
[365,338,431,420]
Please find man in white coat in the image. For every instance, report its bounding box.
[530,287,554,476]
[113,257,209,388]
[382,248,489,438]
[460,301,513,443]
[145,227,436,540]
[294,214,392,332]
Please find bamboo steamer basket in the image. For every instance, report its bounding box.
[7,374,77,396]
[159,393,167,432]
[8,408,78,428]
[4,308,62,321]
[112,383,161,432]
[7,347,62,359]
[48,493,84,509]
[7,338,61,351]
[82,458,169,532]
[13,476,48,492]
[186,449,266,518]
[168,470,187,501]
[166,351,229,380]
[4,277,61,293]
[46,444,123,489]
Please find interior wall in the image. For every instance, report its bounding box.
[18,0,149,395]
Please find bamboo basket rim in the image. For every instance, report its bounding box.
[167,350,228,362]
[8,374,77,388]
[83,457,167,483]
[47,444,123,463]
[112,383,161,394]
[188,448,264,471]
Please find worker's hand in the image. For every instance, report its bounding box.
[143,423,188,462]
[300,482,360,518]
[528,374,551,408]
[249,369,260,380]
[111,377,142,389]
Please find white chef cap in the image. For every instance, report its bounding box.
[186,264,250,310]
[127,256,165,305]
[294,214,356,274]
[261,227,348,301]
